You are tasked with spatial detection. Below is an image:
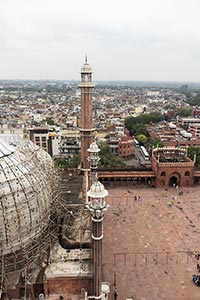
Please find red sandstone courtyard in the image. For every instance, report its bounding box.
[102,183,200,300]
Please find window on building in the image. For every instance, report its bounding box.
[35,137,40,141]
[161,171,166,176]
[185,171,190,176]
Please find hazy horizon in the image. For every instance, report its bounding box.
[0,79,199,84]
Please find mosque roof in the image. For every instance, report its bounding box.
[0,139,15,158]
[0,135,59,271]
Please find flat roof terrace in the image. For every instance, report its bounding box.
[102,184,200,300]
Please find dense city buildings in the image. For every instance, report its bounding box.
[1,61,200,300]
[2,79,200,163]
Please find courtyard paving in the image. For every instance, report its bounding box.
[102,183,200,300]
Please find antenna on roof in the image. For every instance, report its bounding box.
[85,54,87,63]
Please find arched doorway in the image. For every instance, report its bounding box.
[169,176,178,187]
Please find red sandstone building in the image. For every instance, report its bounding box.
[99,146,200,188]
[118,135,134,159]
[107,126,134,159]
[151,147,195,187]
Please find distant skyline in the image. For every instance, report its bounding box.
[1,0,200,82]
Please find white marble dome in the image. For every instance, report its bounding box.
[0,136,59,264]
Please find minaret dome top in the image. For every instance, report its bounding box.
[81,62,92,74]
[81,56,92,74]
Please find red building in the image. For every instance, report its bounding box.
[118,135,134,159]
[151,147,194,187]
[107,127,134,159]
[188,123,200,137]
[193,107,200,118]
[99,146,200,188]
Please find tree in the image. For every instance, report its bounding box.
[125,112,165,136]
[134,124,147,136]
[186,94,200,106]
[164,104,176,110]
[54,155,80,169]
[54,158,68,168]
[98,142,125,169]
[46,118,55,125]
[147,137,164,151]
[136,134,147,145]
[187,146,200,167]
[99,142,112,157]
[68,155,80,168]
[175,108,192,117]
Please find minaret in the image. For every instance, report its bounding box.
[79,57,95,171]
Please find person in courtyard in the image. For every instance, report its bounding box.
[114,287,118,300]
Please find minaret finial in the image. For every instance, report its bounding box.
[85,54,87,63]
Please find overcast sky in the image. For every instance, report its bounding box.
[1,0,200,82]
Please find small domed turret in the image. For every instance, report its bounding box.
[81,55,92,74]
[87,180,108,199]
[81,62,92,74]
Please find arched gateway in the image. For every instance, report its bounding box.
[169,175,178,187]
[98,147,200,188]
[152,147,194,188]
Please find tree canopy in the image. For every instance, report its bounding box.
[98,142,125,169]
[147,137,164,150]
[125,112,165,136]
[187,146,200,167]
[186,94,200,106]
[54,155,80,168]
[136,134,147,145]
[46,118,55,125]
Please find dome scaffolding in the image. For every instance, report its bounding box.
[0,137,61,298]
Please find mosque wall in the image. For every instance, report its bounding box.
[44,277,93,296]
